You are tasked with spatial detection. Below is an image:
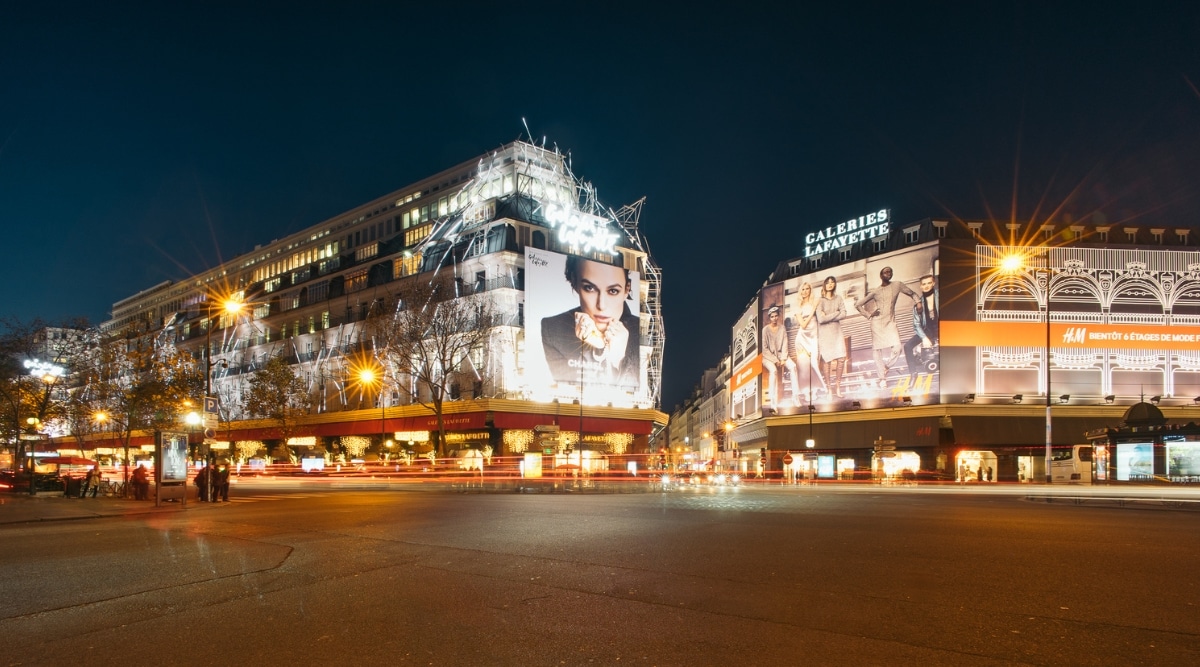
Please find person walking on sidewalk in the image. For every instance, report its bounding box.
[214,463,230,502]
[195,464,210,502]
[131,465,150,500]
[81,466,102,498]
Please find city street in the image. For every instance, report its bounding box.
[2,484,1198,666]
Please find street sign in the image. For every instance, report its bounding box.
[782,453,794,465]
[18,433,48,441]
[203,396,219,414]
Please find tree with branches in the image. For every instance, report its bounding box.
[243,353,313,463]
[0,318,87,469]
[366,274,496,456]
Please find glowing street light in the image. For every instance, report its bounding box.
[353,361,387,448]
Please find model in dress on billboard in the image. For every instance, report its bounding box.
[856,266,918,389]
[761,305,800,408]
[815,276,848,398]
[903,274,939,382]
[792,281,827,399]
[541,256,640,392]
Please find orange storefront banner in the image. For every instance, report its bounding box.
[730,355,763,392]
[942,321,1200,350]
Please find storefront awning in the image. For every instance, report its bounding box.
[769,415,941,450]
[491,411,654,435]
[949,415,1115,447]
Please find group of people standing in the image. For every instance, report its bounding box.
[195,463,230,502]
[761,267,940,407]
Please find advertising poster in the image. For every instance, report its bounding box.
[1167,440,1200,477]
[947,246,1200,401]
[730,299,761,419]
[157,431,189,484]
[1116,442,1153,481]
[524,247,643,405]
[759,242,940,414]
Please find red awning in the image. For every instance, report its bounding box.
[491,411,654,435]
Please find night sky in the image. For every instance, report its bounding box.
[3,2,1199,410]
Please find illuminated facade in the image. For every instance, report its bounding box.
[675,214,1200,483]
[101,140,666,458]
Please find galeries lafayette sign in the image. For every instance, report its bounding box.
[804,209,890,257]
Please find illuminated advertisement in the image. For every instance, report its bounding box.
[157,431,188,484]
[1116,442,1153,481]
[948,246,1200,400]
[758,241,940,413]
[1167,440,1200,477]
[524,247,643,405]
[730,299,761,419]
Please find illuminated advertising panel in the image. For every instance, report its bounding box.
[760,241,940,413]
[1116,442,1153,481]
[1166,440,1200,477]
[524,247,643,406]
[157,431,188,484]
[730,299,761,419]
[947,246,1200,400]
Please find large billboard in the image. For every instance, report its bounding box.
[942,245,1200,401]
[730,298,761,419]
[524,247,644,406]
[757,241,940,414]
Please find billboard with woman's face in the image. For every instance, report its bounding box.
[525,247,644,406]
[757,241,941,415]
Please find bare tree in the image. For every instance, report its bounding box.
[366,275,496,456]
[243,353,313,463]
[0,318,87,469]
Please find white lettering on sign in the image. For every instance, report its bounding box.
[804,209,890,257]
[544,204,618,255]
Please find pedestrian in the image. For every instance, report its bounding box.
[215,463,230,502]
[195,464,210,502]
[957,459,967,484]
[82,466,101,498]
[132,464,150,500]
[987,466,994,483]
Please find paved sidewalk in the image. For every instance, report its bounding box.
[0,491,213,525]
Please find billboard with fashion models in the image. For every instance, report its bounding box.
[759,241,940,414]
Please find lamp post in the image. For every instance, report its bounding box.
[355,364,385,449]
[1002,250,1053,484]
[23,359,65,496]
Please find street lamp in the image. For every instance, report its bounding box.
[354,362,386,448]
[806,405,816,449]
[22,359,65,496]
[1002,249,1053,484]
[204,296,246,399]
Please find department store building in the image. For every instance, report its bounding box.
[671,213,1200,483]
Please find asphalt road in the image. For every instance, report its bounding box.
[2,484,1197,666]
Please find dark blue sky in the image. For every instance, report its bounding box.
[3,2,1199,409]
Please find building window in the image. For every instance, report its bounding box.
[809,256,823,270]
[839,248,852,263]
[1177,229,1190,245]
[355,242,380,262]
[1042,225,1055,240]
[873,238,888,253]
[967,222,982,238]
[1097,227,1110,243]
[345,269,369,293]
[1125,228,1137,243]
[903,226,920,244]
[1151,228,1164,245]
[404,225,430,247]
